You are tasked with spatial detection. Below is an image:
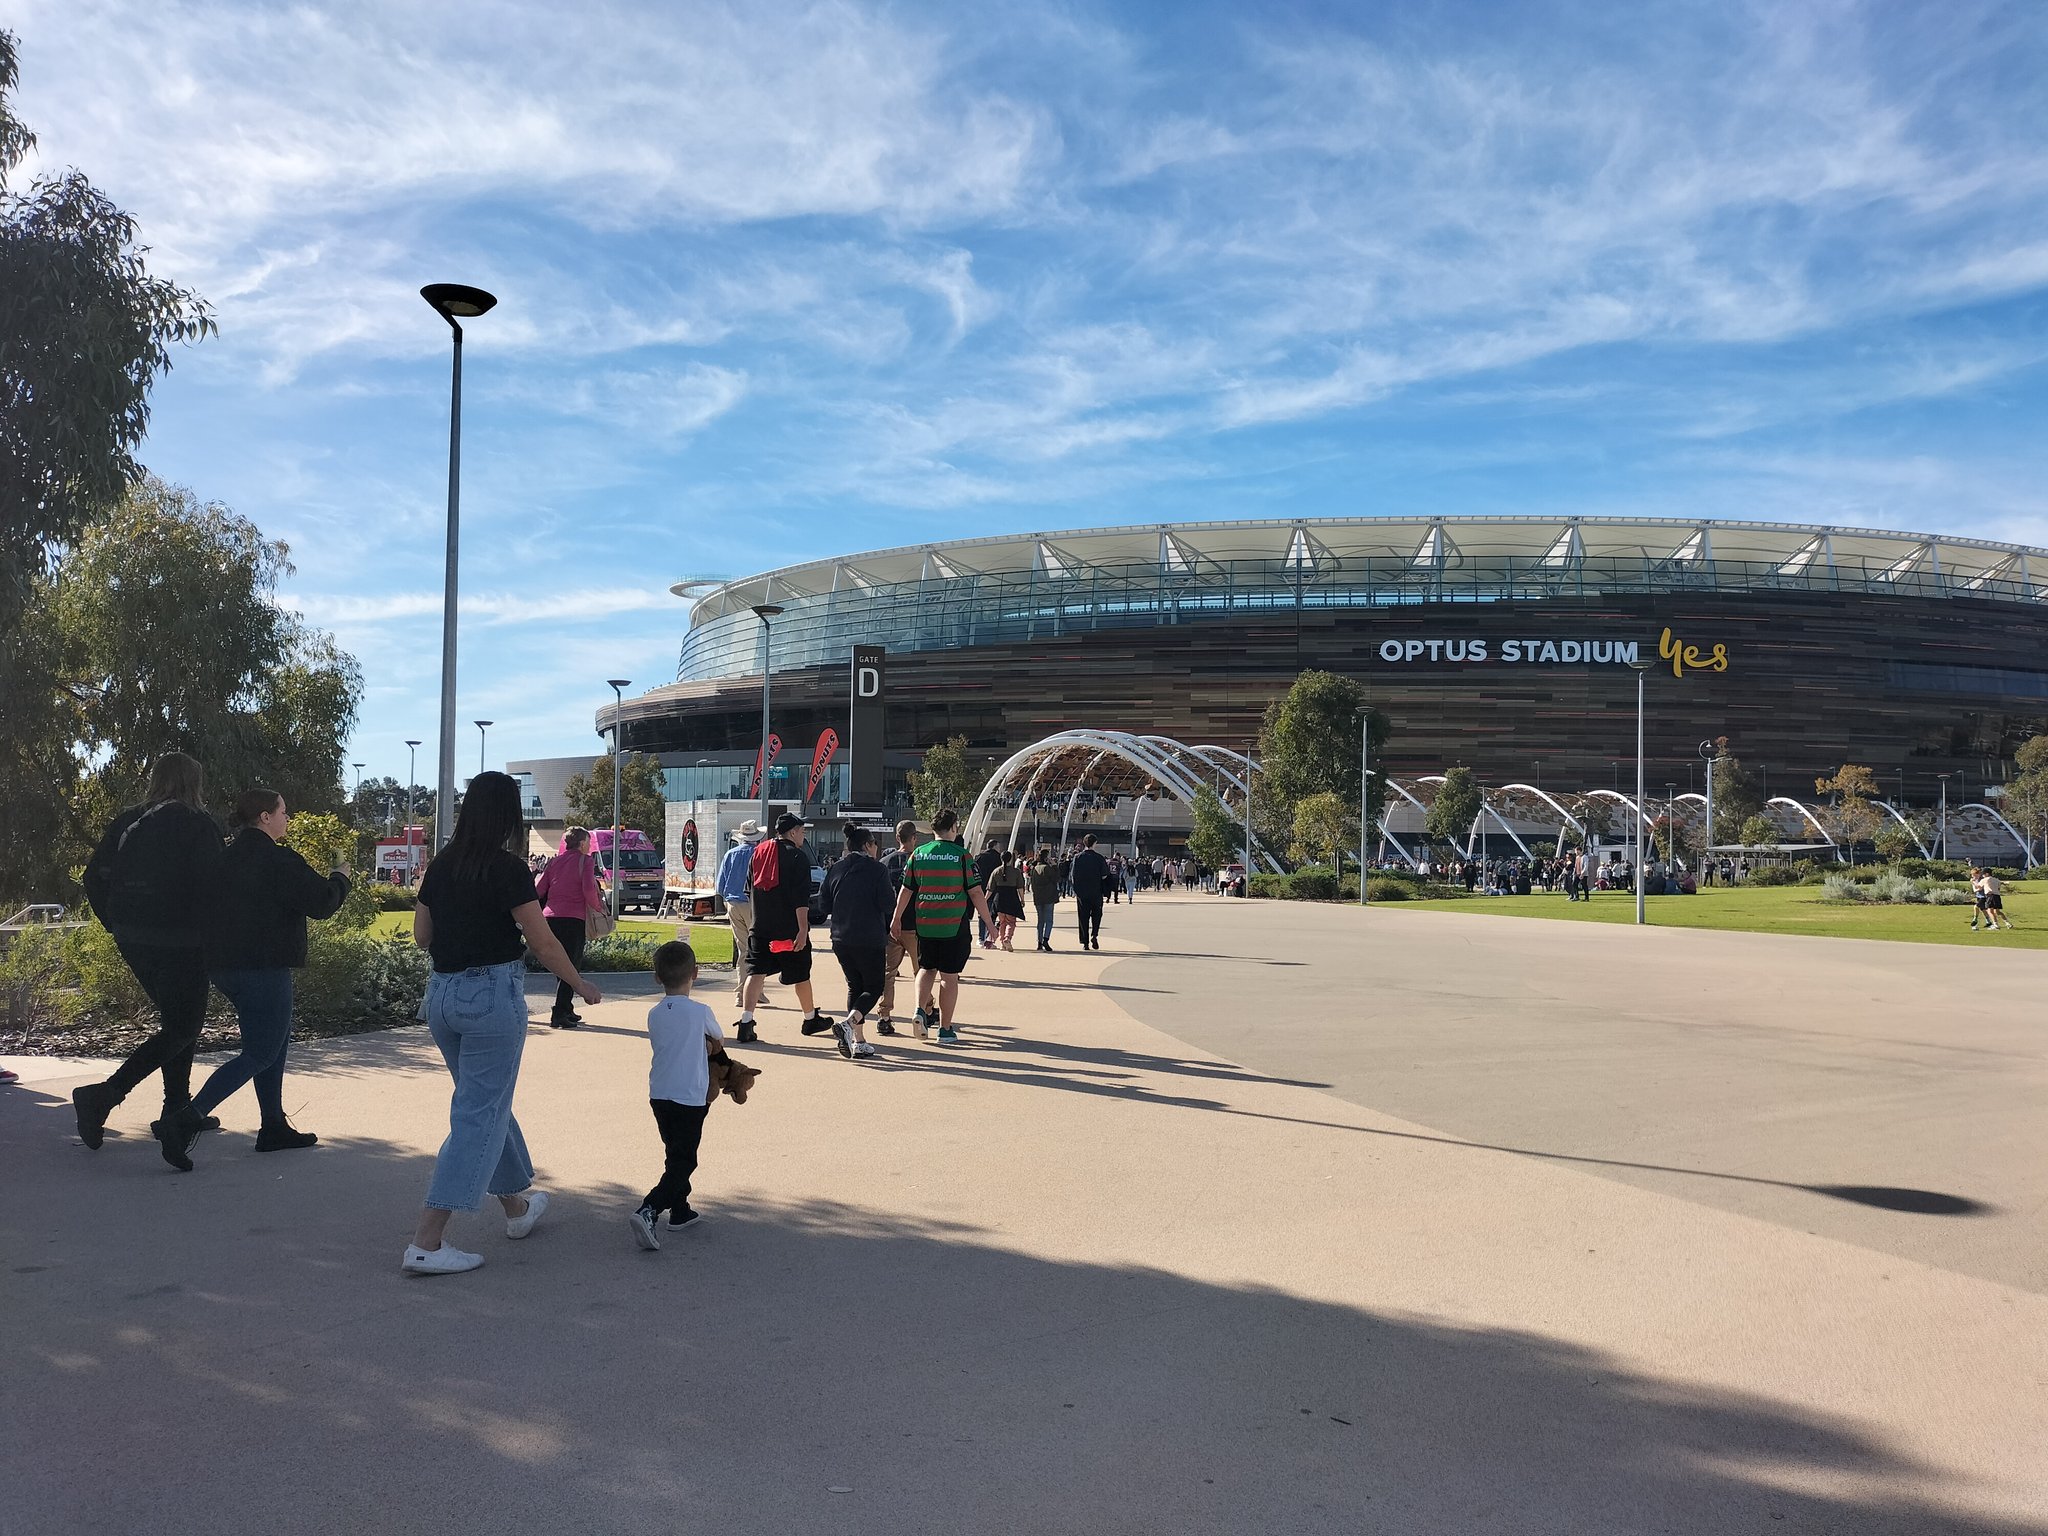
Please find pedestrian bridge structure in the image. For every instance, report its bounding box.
[961,729,2036,871]
[964,730,1285,871]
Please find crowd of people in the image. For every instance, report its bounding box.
[62,754,1215,1278]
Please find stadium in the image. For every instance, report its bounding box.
[575,516,2046,864]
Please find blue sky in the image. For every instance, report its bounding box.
[14,0,2048,777]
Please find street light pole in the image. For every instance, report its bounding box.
[351,762,364,805]
[1358,713,1370,908]
[475,720,492,775]
[1629,662,1651,925]
[421,282,498,854]
[608,678,632,922]
[1937,772,1952,861]
[405,740,421,828]
[1242,748,1255,892]
[752,605,783,833]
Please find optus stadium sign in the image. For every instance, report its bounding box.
[1376,637,1644,665]
[1374,628,1731,674]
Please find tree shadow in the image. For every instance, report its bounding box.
[0,1093,2031,1535]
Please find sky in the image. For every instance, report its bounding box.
[12,0,2048,780]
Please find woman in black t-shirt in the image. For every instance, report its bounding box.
[401,772,601,1277]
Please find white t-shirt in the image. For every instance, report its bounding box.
[647,994,724,1107]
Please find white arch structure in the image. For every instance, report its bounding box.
[1767,795,1835,848]
[1873,801,1931,859]
[965,730,1284,872]
[1948,802,2036,867]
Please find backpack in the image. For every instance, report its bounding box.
[748,835,783,892]
[95,803,195,927]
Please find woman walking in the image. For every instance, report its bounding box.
[536,826,606,1028]
[988,849,1027,950]
[402,772,601,1277]
[154,789,349,1169]
[1028,847,1064,951]
[73,753,227,1150]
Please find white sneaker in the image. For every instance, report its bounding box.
[628,1205,661,1251]
[851,1041,877,1059]
[505,1189,550,1240]
[402,1243,483,1275]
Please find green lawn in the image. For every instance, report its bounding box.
[1392,882,2046,948]
[367,911,735,964]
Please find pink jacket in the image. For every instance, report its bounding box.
[536,846,604,921]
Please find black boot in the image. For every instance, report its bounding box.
[255,1120,318,1153]
[155,1103,207,1171]
[72,1083,117,1150]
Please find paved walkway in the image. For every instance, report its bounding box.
[3,900,2044,1534]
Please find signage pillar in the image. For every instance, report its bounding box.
[849,645,886,809]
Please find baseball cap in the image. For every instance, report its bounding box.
[774,812,812,834]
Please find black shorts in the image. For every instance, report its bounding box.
[916,922,973,977]
[747,931,814,985]
[1986,894,2004,911]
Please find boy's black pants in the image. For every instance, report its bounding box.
[644,1098,708,1219]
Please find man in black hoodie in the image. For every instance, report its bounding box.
[812,822,895,1059]
[73,753,227,1149]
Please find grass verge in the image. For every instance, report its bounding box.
[1392,883,2044,948]
[367,911,735,966]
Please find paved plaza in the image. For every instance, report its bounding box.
[3,897,2044,1534]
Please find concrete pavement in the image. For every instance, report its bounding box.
[3,900,2045,1534]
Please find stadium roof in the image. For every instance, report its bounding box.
[675,515,2046,625]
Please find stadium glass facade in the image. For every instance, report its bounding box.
[606,517,2048,817]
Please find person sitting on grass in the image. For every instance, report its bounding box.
[629,941,723,1249]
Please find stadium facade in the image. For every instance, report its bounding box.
[600,517,2048,816]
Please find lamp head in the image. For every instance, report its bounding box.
[421,283,498,324]
[475,719,494,729]
[1626,660,1653,672]
[752,603,785,619]
[405,738,421,748]
[607,678,632,691]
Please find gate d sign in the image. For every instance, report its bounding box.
[849,645,886,807]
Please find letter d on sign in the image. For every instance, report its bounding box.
[857,666,880,698]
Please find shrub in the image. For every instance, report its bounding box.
[297,926,431,1029]
[1821,875,1867,903]
[1288,869,1340,902]
[1926,886,1974,905]
[1744,865,1807,886]
[1870,871,1924,904]
[371,884,418,911]
[1365,878,1412,901]
[525,932,663,972]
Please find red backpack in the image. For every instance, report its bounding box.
[748,836,782,892]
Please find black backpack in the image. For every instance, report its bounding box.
[94,803,199,928]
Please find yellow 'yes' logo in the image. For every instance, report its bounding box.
[1659,627,1729,679]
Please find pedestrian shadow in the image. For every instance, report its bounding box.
[851,1033,1994,1220]
[0,1111,2030,1535]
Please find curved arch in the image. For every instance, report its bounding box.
[1948,802,2035,866]
[1584,787,1645,824]
[1767,796,1834,846]
[1872,801,1931,859]
[964,730,1280,871]
[1496,783,1587,836]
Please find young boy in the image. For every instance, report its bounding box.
[630,941,723,1250]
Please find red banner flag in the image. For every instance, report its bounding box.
[747,734,783,797]
[806,729,840,802]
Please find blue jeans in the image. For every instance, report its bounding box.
[194,968,294,1123]
[422,961,534,1212]
[1035,904,1056,947]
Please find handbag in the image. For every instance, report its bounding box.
[583,854,616,940]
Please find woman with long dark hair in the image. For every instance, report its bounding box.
[154,788,349,1170]
[74,752,227,1150]
[402,771,601,1276]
